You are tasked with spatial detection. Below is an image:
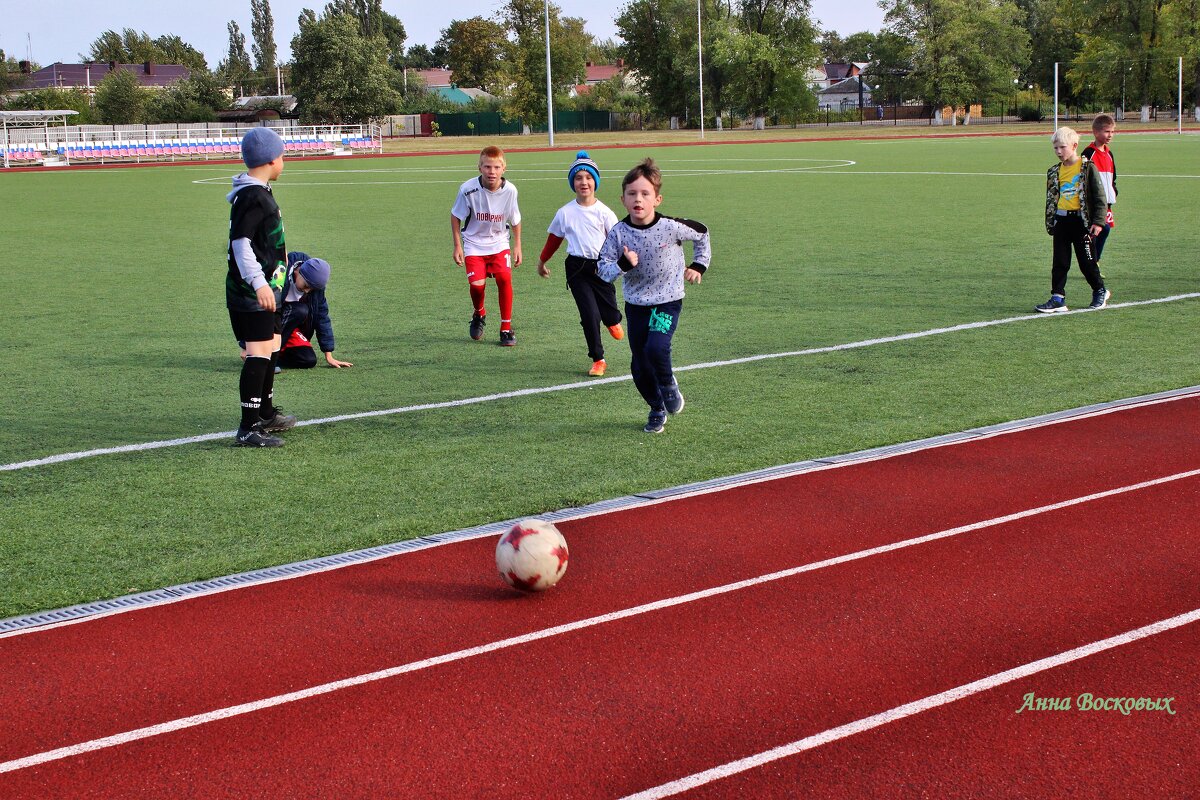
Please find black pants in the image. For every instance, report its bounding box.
[566,256,622,362]
[1051,214,1104,296]
[625,299,682,412]
[278,345,318,369]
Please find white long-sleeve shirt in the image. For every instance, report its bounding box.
[598,213,711,306]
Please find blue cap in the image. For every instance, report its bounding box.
[298,257,330,290]
[568,150,600,190]
[241,127,284,168]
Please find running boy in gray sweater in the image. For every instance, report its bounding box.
[598,158,712,433]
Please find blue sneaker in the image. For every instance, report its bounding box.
[662,386,685,415]
[1089,288,1111,309]
[644,410,667,434]
[1035,295,1068,313]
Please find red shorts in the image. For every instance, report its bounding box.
[464,251,511,282]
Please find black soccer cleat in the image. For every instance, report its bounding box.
[662,386,685,415]
[499,329,516,347]
[469,312,486,341]
[259,407,297,432]
[234,423,285,448]
[644,409,667,434]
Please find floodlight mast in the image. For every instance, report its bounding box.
[698,0,705,139]
[545,0,555,147]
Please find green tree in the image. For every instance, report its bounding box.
[404,43,447,68]
[219,21,255,92]
[861,30,914,103]
[380,11,408,68]
[616,0,697,120]
[497,0,590,126]
[1165,0,1200,111]
[715,0,820,127]
[85,29,157,63]
[1062,0,1174,117]
[882,0,1029,118]
[3,88,96,122]
[153,35,209,71]
[94,67,149,123]
[842,32,878,62]
[290,9,402,122]
[444,17,508,92]
[145,71,227,122]
[251,0,278,73]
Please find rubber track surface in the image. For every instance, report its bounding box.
[2,397,1196,797]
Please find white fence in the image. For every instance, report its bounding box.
[2,123,382,167]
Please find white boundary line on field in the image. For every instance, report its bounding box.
[4,385,1197,638]
[4,291,1197,473]
[618,605,1200,799]
[2,468,1198,776]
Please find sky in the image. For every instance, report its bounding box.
[8,1,886,68]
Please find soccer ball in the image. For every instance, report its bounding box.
[496,519,569,592]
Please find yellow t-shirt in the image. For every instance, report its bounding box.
[1057,160,1082,211]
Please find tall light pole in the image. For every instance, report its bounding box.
[697,0,705,139]
[545,0,555,146]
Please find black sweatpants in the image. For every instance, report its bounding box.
[566,256,622,362]
[1050,214,1105,296]
[625,299,682,412]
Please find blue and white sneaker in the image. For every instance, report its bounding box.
[644,409,667,434]
[1089,288,1111,309]
[662,386,685,415]
[1034,295,1069,313]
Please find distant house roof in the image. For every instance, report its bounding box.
[233,95,299,114]
[583,60,625,84]
[459,88,497,102]
[819,76,873,95]
[412,68,452,89]
[822,63,860,82]
[23,62,190,91]
[435,86,473,105]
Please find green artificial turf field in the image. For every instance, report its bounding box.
[2,131,1197,617]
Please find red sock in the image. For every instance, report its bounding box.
[495,272,513,331]
[469,283,486,315]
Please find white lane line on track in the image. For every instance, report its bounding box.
[620,605,1200,799]
[3,466,1198,775]
[4,291,1197,473]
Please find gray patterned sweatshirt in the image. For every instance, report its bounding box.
[598,213,711,306]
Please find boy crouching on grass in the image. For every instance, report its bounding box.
[598,158,711,434]
[1036,126,1111,314]
[226,126,295,448]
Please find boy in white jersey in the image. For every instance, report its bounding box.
[599,158,711,434]
[451,146,523,345]
[537,151,626,376]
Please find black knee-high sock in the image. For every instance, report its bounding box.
[240,356,270,429]
[259,351,280,420]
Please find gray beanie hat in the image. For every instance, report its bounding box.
[567,150,600,189]
[241,127,285,168]
[298,257,331,290]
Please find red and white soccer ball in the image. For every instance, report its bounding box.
[496,519,569,592]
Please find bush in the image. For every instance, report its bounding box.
[1017,104,1044,122]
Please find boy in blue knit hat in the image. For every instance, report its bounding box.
[226,126,294,447]
[536,151,625,376]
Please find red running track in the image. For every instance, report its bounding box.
[1,394,1197,797]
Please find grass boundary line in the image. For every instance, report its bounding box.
[4,291,1198,475]
[2,384,1197,637]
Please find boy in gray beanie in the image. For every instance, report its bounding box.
[225,126,293,446]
